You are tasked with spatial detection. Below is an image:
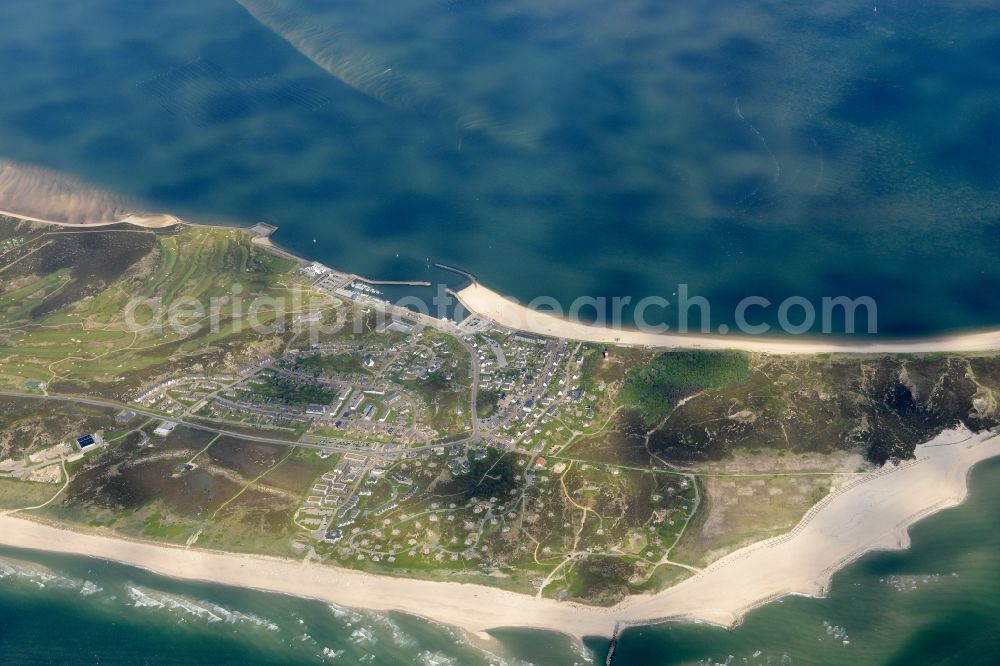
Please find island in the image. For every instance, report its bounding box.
[2,213,1000,646]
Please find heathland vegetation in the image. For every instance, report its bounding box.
[4,217,1000,603]
[620,350,753,425]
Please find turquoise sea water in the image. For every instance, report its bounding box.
[3,456,1000,665]
[1,0,999,334]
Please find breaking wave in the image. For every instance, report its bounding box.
[126,585,279,631]
[0,557,102,598]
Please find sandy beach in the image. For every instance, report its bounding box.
[0,208,182,229]
[1,427,996,641]
[455,282,1000,354]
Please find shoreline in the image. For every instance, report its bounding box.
[1,426,996,641]
[9,209,1000,352]
[454,282,1000,354]
[5,206,1000,640]
[0,208,184,229]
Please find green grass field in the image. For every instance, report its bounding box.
[0,220,320,399]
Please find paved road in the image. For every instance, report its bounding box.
[0,390,480,458]
[0,391,370,454]
[456,336,482,444]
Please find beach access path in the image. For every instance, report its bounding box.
[1,427,997,641]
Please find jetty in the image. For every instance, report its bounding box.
[352,275,432,287]
[247,222,303,263]
[605,622,621,665]
[433,262,477,284]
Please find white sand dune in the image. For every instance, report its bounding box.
[455,282,1000,354]
[1,427,996,640]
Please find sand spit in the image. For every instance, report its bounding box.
[0,159,180,227]
[0,427,996,641]
[234,0,421,112]
[234,0,531,145]
[455,282,1000,354]
[0,208,181,229]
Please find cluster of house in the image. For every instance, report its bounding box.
[300,453,374,536]
[279,343,430,439]
[133,377,181,406]
[472,333,575,432]
[301,446,451,546]
[387,336,455,383]
[132,373,240,416]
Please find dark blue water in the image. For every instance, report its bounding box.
[1,0,999,335]
[3,0,1000,659]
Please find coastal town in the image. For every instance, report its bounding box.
[107,255,697,598]
[3,217,1000,646]
[3,0,999,660]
